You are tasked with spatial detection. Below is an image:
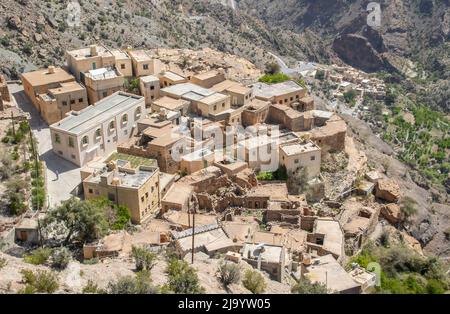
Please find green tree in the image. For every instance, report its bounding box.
[5,176,29,215]
[242,270,266,294]
[164,258,204,294]
[291,277,328,294]
[44,197,109,245]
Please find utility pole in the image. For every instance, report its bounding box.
[191,208,195,264]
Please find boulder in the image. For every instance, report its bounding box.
[7,16,22,30]
[381,204,401,224]
[375,179,401,202]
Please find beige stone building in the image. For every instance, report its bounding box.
[128,49,164,77]
[211,79,253,107]
[151,96,190,116]
[84,67,125,104]
[21,66,76,113]
[83,161,161,224]
[159,71,188,88]
[241,99,271,127]
[65,45,116,82]
[110,49,133,77]
[139,75,160,107]
[279,139,321,179]
[190,69,225,88]
[180,148,215,174]
[160,83,231,118]
[36,81,89,124]
[252,81,306,106]
[50,92,146,167]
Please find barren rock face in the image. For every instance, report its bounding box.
[375,179,401,203]
[381,203,401,225]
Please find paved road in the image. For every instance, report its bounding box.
[10,84,82,208]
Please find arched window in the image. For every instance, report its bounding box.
[121,114,128,125]
[95,128,101,140]
[135,107,142,119]
[109,120,115,131]
[81,135,89,146]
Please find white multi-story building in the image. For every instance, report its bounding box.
[50,92,146,167]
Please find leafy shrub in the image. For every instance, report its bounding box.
[291,277,328,294]
[107,271,158,294]
[399,197,418,221]
[51,247,71,270]
[82,280,104,294]
[131,246,157,271]
[164,258,204,294]
[217,261,240,287]
[24,248,53,265]
[242,270,266,294]
[20,269,59,293]
[259,73,290,84]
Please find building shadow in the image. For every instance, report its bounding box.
[39,149,78,176]
[12,90,48,131]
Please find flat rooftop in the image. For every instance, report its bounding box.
[162,71,186,82]
[51,92,143,135]
[48,81,85,95]
[67,45,113,60]
[244,98,270,111]
[280,140,320,156]
[128,49,152,62]
[242,243,283,264]
[86,165,158,188]
[162,82,213,96]
[21,67,74,87]
[305,254,360,293]
[314,218,343,258]
[110,49,130,60]
[192,69,222,81]
[198,92,229,105]
[140,75,159,83]
[152,96,188,111]
[252,80,304,98]
[85,67,120,80]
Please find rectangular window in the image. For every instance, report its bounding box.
[68,137,74,148]
[70,99,75,105]
[55,134,61,143]
[92,62,97,70]
[121,64,126,69]
[62,101,68,106]
[294,159,299,164]
[150,86,155,90]
[311,156,316,161]
[143,64,149,70]
[103,91,107,97]
[79,98,83,103]
[88,189,93,194]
